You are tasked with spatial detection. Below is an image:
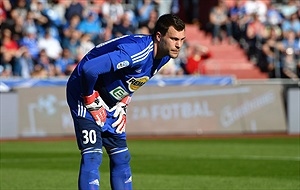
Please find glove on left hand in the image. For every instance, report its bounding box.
[112,96,131,134]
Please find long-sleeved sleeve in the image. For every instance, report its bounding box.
[81,54,112,96]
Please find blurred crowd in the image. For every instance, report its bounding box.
[207,0,300,80]
[0,0,299,79]
[0,0,181,78]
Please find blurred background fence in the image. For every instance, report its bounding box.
[1,76,299,139]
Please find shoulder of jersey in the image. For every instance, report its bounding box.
[130,34,151,41]
[119,35,152,53]
[128,35,153,64]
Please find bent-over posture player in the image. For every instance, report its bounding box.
[66,14,186,190]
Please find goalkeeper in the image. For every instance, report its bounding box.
[66,14,186,190]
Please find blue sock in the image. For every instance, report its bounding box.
[108,147,132,190]
[78,148,102,190]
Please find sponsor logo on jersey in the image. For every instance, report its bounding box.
[127,76,149,92]
[117,60,130,69]
[109,86,129,100]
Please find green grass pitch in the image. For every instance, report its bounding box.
[1,136,299,190]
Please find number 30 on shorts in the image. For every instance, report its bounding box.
[82,130,97,144]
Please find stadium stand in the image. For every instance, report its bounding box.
[185,24,269,79]
[0,0,299,80]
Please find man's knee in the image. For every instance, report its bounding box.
[81,148,103,171]
[108,147,131,168]
[107,147,132,189]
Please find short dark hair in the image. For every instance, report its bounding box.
[153,14,185,36]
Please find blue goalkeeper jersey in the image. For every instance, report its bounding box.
[66,34,170,133]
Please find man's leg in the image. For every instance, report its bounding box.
[79,148,102,190]
[75,118,103,190]
[102,132,132,190]
[108,147,132,190]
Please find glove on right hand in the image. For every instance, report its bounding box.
[83,91,107,127]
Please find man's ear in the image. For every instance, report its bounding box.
[156,32,162,42]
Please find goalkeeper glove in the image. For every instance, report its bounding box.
[112,96,131,134]
[83,90,107,127]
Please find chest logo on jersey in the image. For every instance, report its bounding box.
[109,86,129,100]
[127,76,149,92]
[117,60,130,69]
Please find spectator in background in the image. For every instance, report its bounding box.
[77,33,95,61]
[169,0,180,15]
[266,3,283,27]
[100,0,125,41]
[156,0,172,16]
[1,28,19,75]
[48,0,66,28]
[1,9,24,42]
[85,0,102,15]
[280,0,298,19]
[14,0,28,19]
[281,12,300,38]
[229,0,245,43]
[19,26,40,60]
[181,0,199,24]
[136,0,156,26]
[209,0,233,45]
[23,10,39,37]
[63,14,81,41]
[11,13,24,43]
[55,48,76,76]
[158,59,177,76]
[173,40,189,75]
[1,28,19,60]
[135,25,151,34]
[185,44,212,75]
[243,0,267,23]
[61,29,81,61]
[65,0,84,22]
[78,10,104,44]
[101,0,124,28]
[277,30,300,79]
[138,9,158,34]
[36,49,56,77]
[29,0,40,13]
[112,11,136,37]
[31,64,48,78]
[0,29,14,78]
[14,46,35,78]
[261,25,282,77]
[0,54,13,78]
[246,13,266,63]
[0,0,12,21]
[38,0,61,40]
[29,0,50,37]
[37,28,63,61]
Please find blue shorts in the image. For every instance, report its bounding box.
[73,117,127,151]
